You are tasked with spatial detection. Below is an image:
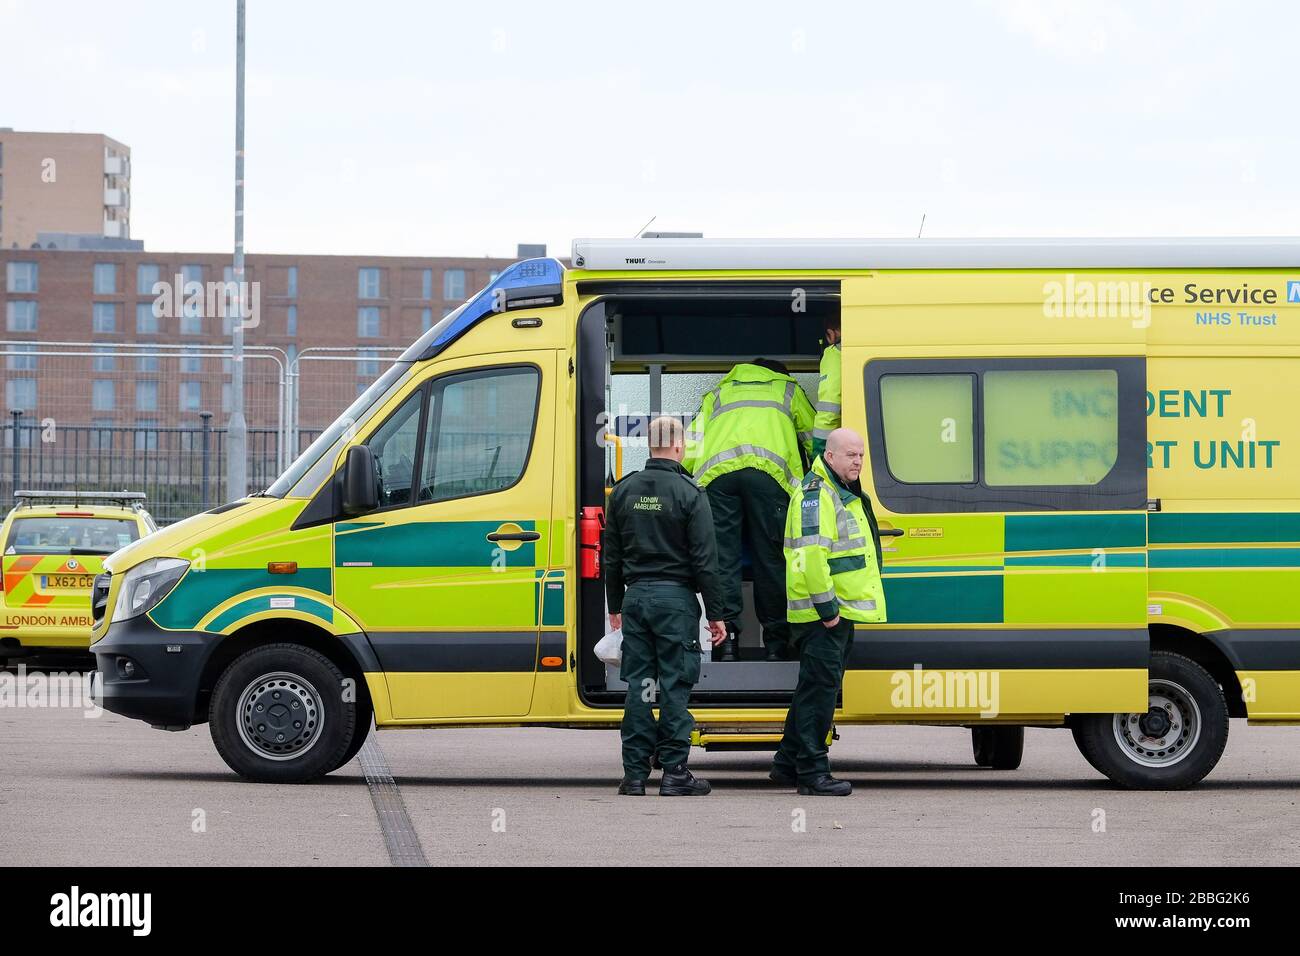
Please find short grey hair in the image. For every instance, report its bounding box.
[648,416,685,453]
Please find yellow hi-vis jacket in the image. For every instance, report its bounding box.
[784,455,887,624]
[683,363,815,492]
[812,343,841,456]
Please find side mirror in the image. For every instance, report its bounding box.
[341,445,379,515]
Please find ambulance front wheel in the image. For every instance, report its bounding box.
[209,643,362,784]
[1071,651,1228,790]
[971,726,1023,769]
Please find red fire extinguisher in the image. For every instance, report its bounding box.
[579,506,604,579]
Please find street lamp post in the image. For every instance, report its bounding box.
[226,0,249,502]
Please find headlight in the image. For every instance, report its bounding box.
[111,557,190,623]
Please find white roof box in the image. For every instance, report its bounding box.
[571,237,1300,271]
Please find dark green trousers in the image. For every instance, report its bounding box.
[619,581,703,778]
[773,617,854,782]
[705,467,792,657]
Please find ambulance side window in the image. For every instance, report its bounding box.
[364,389,425,510]
[416,366,540,503]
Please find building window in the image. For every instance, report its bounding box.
[443,269,466,301]
[134,420,159,452]
[357,306,381,337]
[136,302,159,334]
[137,349,159,373]
[357,349,380,377]
[421,269,433,299]
[92,302,118,333]
[5,379,36,411]
[5,343,37,371]
[6,301,37,332]
[421,307,432,332]
[179,381,202,411]
[286,305,297,336]
[90,419,115,451]
[221,382,232,413]
[135,380,158,411]
[180,348,202,373]
[358,267,381,299]
[181,264,203,286]
[93,262,117,294]
[180,264,203,332]
[93,346,115,372]
[137,263,160,295]
[287,266,298,297]
[93,380,116,412]
[6,261,37,293]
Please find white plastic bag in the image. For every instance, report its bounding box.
[595,628,624,666]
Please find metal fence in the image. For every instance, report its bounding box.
[0,340,397,524]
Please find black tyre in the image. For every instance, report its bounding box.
[1073,651,1228,790]
[209,643,360,783]
[971,726,1024,769]
[331,696,374,772]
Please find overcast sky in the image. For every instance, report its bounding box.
[3,0,1296,258]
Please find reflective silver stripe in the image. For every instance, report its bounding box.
[840,598,877,612]
[783,381,796,413]
[784,534,832,549]
[786,591,835,611]
[696,444,797,489]
[812,427,833,440]
[798,430,812,445]
[714,399,791,414]
[815,401,841,414]
[827,490,860,541]
[829,536,867,553]
[686,430,704,442]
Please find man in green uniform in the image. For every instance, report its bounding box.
[811,314,842,459]
[683,358,815,662]
[605,416,727,796]
[772,427,887,796]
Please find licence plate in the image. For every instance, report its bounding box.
[41,574,95,589]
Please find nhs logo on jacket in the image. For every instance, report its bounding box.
[1288,281,1300,303]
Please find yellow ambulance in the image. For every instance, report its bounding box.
[90,238,1300,789]
[2,491,154,664]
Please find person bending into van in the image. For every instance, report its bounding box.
[605,416,727,796]
[683,358,815,662]
[773,427,887,796]
[811,313,842,458]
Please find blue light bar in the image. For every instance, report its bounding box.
[410,257,564,359]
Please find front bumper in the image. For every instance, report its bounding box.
[92,615,216,729]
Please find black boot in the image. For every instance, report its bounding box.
[797,774,852,796]
[660,763,711,796]
[618,777,646,796]
[768,766,796,786]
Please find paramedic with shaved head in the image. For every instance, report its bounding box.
[774,427,887,796]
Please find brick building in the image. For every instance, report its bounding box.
[0,248,520,435]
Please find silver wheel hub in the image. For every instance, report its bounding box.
[236,671,324,761]
[1112,678,1201,768]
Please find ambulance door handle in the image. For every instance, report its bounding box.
[487,529,541,542]
[879,527,906,537]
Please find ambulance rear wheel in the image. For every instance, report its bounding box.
[210,643,359,784]
[1072,651,1228,790]
[971,726,1023,769]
